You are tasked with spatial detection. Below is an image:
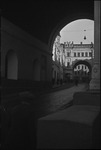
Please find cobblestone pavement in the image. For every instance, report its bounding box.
[37,83,87,115]
[1,83,88,149]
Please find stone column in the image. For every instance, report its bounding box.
[89,1,100,90]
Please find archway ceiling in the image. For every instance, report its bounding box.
[1,1,94,44]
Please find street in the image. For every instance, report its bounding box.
[37,83,87,115]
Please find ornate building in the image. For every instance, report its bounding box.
[52,34,64,85]
[63,41,94,66]
[52,34,94,84]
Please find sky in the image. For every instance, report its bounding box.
[60,19,94,44]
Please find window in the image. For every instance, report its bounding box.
[82,52,84,57]
[67,62,70,66]
[67,52,70,57]
[74,53,76,57]
[89,52,92,57]
[78,53,80,57]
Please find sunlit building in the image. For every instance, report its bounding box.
[52,35,94,84]
[63,41,94,66]
[52,33,65,85]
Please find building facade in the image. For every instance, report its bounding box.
[52,35,94,84]
[1,17,52,90]
[64,41,94,66]
[52,34,65,85]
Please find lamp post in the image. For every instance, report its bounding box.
[84,30,86,40]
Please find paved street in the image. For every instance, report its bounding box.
[1,83,88,149]
[2,83,88,119]
[37,83,87,115]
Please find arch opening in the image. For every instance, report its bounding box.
[49,13,94,86]
[5,50,18,80]
[48,13,94,52]
[73,60,92,83]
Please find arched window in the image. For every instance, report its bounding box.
[5,50,18,80]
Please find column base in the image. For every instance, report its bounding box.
[89,78,100,90]
[89,62,100,90]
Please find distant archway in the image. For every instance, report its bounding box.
[33,59,40,81]
[73,60,92,72]
[72,60,92,82]
[5,50,18,80]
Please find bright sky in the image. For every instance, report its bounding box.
[60,19,94,44]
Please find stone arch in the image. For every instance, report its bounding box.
[72,60,92,82]
[33,59,40,81]
[73,60,92,73]
[5,50,18,80]
[48,12,94,53]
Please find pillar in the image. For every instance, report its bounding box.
[89,1,100,90]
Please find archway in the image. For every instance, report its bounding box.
[48,13,94,53]
[33,59,40,81]
[48,12,94,85]
[73,60,92,82]
[5,50,18,80]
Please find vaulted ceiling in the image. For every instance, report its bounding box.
[1,0,94,44]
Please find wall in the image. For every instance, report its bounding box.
[1,17,52,82]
